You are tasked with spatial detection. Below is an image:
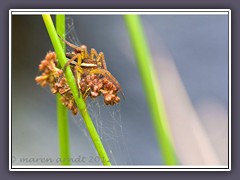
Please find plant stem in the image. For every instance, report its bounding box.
[124,15,177,165]
[42,14,111,165]
[56,15,66,52]
[55,15,71,165]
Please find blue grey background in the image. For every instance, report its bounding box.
[12,14,228,165]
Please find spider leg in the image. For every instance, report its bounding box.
[58,34,80,50]
[66,52,75,59]
[73,65,83,98]
[83,87,91,100]
[63,53,80,72]
[58,53,80,84]
[59,87,71,95]
[97,52,107,70]
[90,69,125,99]
[89,48,97,60]
[90,48,107,70]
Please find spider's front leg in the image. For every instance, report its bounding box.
[57,53,84,98]
[90,48,107,70]
[73,65,84,98]
[57,53,80,84]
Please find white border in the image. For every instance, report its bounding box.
[11,9,229,15]
[228,11,231,171]
[11,165,228,171]
[9,9,231,171]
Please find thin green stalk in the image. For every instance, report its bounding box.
[124,15,177,165]
[56,15,71,165]
[42,14,111,165]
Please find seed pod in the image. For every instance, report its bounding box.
[97,82,103,89]
[72,108,78,115]
[93,85,99,92]
[48,76,54,83]
[91,91,99,98]
[41,60,49,67]
[106,82,113,89]
[51,87,58,94]
[40,80,47,87]
[38,64,45,71]
[114,96,120,104]
[68,101,74,110]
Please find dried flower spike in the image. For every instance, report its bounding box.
[36,41,123,115]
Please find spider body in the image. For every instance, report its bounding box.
[59,36,124,103]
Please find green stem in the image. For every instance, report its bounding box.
[56,15,66,52]
[124,15,177,165]
[42,14,111,165]
[55,15,71,165]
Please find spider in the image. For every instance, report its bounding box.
[58,35,124,102]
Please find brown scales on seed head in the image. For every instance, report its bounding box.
[80,74,120,105]
[35,40,123,115]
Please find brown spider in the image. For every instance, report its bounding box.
[58,36,124,103]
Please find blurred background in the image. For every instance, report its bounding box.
[12,14,229,166]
